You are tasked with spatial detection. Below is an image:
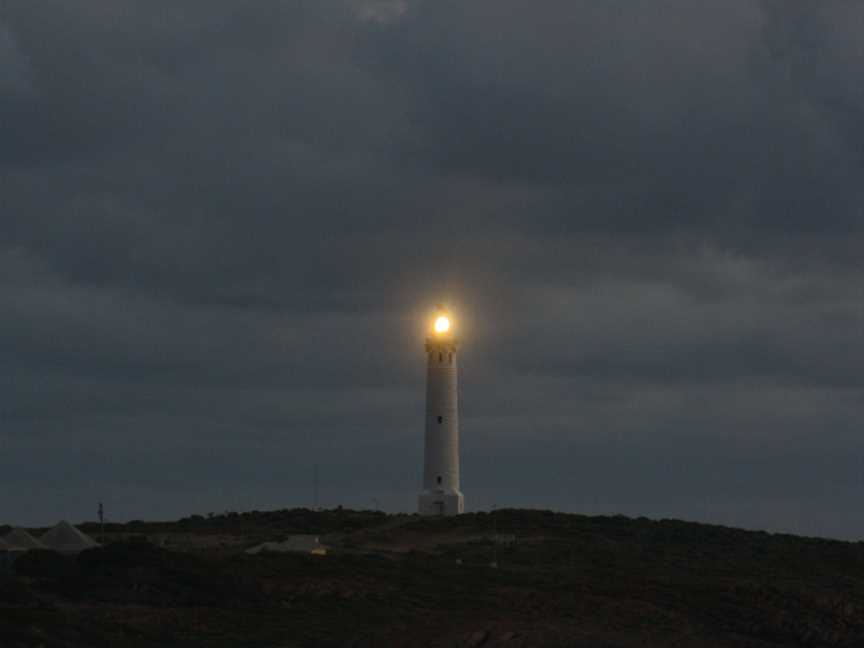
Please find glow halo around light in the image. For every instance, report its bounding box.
[434,315,451,334]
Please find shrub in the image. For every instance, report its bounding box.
[14,549,75,580]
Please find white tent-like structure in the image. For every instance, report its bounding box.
[4,528,46,551]
[0,532,38,569]
[246,535,327,556]
[39,521,99,555]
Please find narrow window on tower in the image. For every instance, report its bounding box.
[449,353,453,364]
[439,352,443,363]
[437,475,442,485]
[437,416,443,424]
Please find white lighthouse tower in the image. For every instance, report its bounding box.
[418,306,464,516]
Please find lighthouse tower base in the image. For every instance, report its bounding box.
[418,489,464,516]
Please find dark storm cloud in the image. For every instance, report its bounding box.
[1,1,863,537]
[369,0,863,244]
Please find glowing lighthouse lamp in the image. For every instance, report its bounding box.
[418,306,465,516]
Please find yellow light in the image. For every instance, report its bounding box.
[434,315,451,334]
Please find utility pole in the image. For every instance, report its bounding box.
[313,464,319,511]
[491,504,498,569]
[98,502,104,543]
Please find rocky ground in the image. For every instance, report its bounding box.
[2,508,864,647]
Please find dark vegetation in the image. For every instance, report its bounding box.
[77,507,387,538]
[3,508,864,647]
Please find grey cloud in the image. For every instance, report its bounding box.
[361,1,863,246]
[1,1,863,538]
[0,22,30,96]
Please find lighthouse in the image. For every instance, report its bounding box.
[418,306,464,516]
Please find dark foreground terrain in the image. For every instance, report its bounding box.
[2,508,864,647]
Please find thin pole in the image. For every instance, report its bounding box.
[492,504,498,568]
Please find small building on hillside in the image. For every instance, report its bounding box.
[245,535,327,556]
[0,538,13,571]
[0,534,40,570]
[39,521,99,555]
[4,528,46,550]
[1,528,47,569]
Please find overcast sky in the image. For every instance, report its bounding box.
[2,0,864,538]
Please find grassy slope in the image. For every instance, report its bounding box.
[2,508,864,647]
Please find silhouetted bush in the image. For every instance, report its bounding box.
[14,549,76,580]
[0,576,36,605]
[78,540,163,571]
